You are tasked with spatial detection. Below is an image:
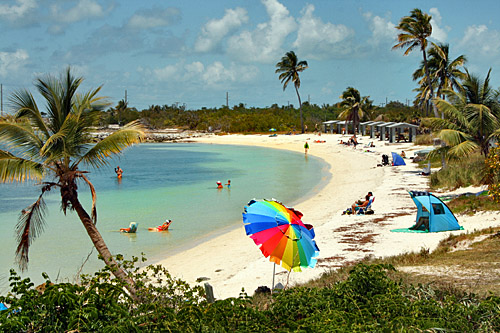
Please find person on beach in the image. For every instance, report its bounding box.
[351,194,371,213]
[159,220,172,231]
[401,150,406,158]
[304,141,309,154]
[217,181,223,189]
[115,166,123,179]
[225,180,231,187]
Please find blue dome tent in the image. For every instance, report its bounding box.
[391,152,406,166]
[409,191,462,232]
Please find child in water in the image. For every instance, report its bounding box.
[216,181,223,189]
[225,180,231,187]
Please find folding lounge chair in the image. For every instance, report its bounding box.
[357,197,375,215]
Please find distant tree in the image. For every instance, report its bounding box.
[338,87,369,138]
[275,51,308,133]
[0,68,144,299]
[393,8,439,118]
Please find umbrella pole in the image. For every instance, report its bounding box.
[272,263,276,293]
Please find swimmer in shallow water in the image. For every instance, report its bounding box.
[115,166,123,179]
[225,180,231,187]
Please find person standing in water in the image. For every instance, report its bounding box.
[115,166,123,179]
[216,181,223,189]
[304,141,309,154]
[225,180,231,188]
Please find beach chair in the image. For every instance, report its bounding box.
[421,162,431,176]
[357,197,375,215]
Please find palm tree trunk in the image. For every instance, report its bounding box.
[422,49,440,118]
[69,194,138,300]
[295,85,304,133]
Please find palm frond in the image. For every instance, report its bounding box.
[438,129,475,147]
[76,120,144,169]
[0,121,44,159]
[15,185,54,270]
[9,89,50,139]
[0,150,45,182]
[447,140,480,158]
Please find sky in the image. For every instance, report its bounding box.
[2,0,500,111]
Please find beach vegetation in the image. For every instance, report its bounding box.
[426,69,500,161]
[275,51,308,133]
[1,259,499,331]
[412,43,467,102]
[485,145,500,203]
[393,8,439,118]
[430,152,486,190]
[338,87,372,138]
[0,67,144,299]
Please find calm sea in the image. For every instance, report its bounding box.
[0,143,328,290]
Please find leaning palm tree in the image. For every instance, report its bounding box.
[276,51,308,133]
[0,68,144,298]
[393,8,439,118]
[428,68,500,159]
[413,43,467,101]
[338,87,369,139]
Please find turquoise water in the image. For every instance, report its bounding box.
[0,143,328,289]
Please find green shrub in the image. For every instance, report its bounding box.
[1,261,499,331]
[430,153,486,190]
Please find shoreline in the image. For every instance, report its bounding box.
[155,133,500,299]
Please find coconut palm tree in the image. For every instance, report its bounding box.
[393,8,439,118]
[338,87,369,138]
[275,51,308,133]
[0,68,144,298]
[413,43,467,101]
[428,68,500,158]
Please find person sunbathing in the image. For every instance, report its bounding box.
[352,194,371,213]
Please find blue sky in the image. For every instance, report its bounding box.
[1,0,500,111]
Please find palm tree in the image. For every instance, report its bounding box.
[413,43,467,101]
[275,51,308,133]
[429,69,500,158]
[393,8,439,118]
[338,87,369,138]
[0,68,144,298]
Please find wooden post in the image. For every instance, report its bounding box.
[204,283,215,303]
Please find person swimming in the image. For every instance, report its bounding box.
[115,166,123,179]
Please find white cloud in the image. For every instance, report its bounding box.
[127,7,181,30]
[50,0,105,24]
[363,12,396,46]
[459,24,500,57]
[195,7,248,53]
[0,0,36,21]
[0,49,29,76]
[148,61,258,86]
[227,0,297,63]
[429,8,447,43]
[293,4,355,59]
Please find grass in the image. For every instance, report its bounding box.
[430,153,487,190]
[294,226,500,299]
[446,193,499,215]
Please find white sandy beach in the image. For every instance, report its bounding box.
[157,132,500,300]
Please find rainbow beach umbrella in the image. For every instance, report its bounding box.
[242,199,319,272]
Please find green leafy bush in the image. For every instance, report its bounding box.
[1,261,498,331]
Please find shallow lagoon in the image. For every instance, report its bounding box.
[0,143,328,290]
